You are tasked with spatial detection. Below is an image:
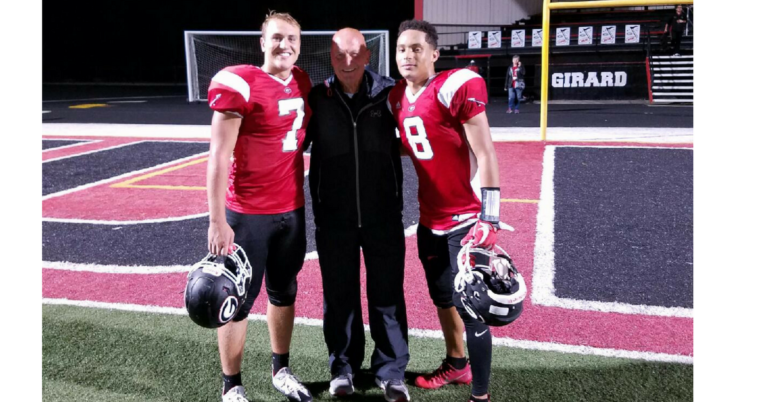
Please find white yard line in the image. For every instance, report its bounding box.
[42,297,692,364]
[42,213,210,225]
[490,127,693,143]
[43,123,693,144]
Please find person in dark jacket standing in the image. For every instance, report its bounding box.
[664,5,688,56]
[504,55,525,114]
[305,28,410,402]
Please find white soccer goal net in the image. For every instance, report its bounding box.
[184,30,389,102]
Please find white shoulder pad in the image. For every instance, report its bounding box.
[437,69,482,108]
[211,70,251,102]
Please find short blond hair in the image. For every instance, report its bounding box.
[261,11,301,33]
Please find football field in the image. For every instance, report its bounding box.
[43,305,692,401]
[42,99,694,401]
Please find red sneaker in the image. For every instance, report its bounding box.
[414,360,472,389]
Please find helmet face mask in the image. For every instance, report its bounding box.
[454,243,526,327]
[184,244,253,328]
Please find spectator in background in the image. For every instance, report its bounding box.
[466,60,480,74]
[664,5,688,56]
[504,55,525,114]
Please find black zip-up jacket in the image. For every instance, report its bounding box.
[305,69,403,228]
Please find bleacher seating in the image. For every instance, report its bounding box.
[434,6,693,100]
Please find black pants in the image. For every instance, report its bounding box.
[226,207,307,322]
[671,30,683,54]
[316,220,409,381]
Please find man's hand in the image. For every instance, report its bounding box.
[461,220,498,249]
[208,220,235,256]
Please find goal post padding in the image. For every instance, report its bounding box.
[185,30,389,102]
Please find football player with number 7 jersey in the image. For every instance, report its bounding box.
[205,12,313,402]
[388,20,501,402]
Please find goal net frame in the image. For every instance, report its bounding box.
[184,30,390,102]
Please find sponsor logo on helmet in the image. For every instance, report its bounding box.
[489,305,510,316]
[219,296,239,323]
[202,265,223,276]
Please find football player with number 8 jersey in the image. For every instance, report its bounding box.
[206,12,313,402]
[388,20,501,402]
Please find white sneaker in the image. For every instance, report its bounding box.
[222,385,249,402]
[330,373,355,396]
[272,367,313,402]
[375,378,410,402]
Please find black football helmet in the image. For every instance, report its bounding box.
[454,242,526,327]
[184,244,252,328]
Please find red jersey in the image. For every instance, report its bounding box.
[208,65,312,214]
[388,69,488,232]
[511,66,519,88]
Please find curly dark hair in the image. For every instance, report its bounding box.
[397,19,439,49]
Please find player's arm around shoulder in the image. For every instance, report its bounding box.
[207,112,241,256]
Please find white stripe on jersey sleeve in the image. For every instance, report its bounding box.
[211,70,251,102]
[437,69,482,108]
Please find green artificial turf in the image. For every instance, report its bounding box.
[43,305,692,401]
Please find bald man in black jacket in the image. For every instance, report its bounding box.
[304,28,410,401]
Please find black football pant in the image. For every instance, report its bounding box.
[227,207,306,322]
[671,30,682,54]
[316,220,409,381]
[417,224,493,396]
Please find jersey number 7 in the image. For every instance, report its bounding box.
[278,98,305,152]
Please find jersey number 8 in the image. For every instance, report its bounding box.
[403,116,434,160]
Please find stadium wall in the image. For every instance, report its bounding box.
[424,0,541,25]
[437,51,649,100]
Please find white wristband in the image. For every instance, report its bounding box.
[480,187,500,223]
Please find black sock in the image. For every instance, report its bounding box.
[446,355,468,370]
[272,352,290,375]
[222,372,242,395]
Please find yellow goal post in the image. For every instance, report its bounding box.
[539,0,694,140]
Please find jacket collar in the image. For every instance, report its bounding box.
[324,69,395,98]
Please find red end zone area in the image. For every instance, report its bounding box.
[42,136,693,362]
